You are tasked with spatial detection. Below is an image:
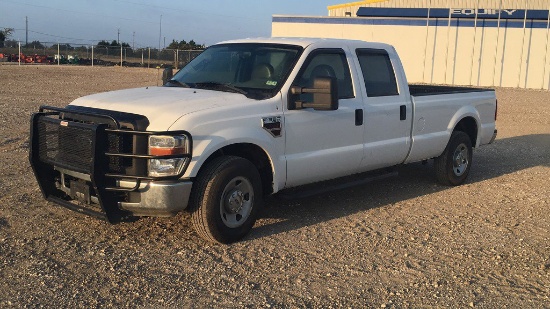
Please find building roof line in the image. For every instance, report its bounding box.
[327,0,388,11]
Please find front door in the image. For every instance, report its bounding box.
[284,48,365,188]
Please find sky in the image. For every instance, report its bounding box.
[0,0,341,48]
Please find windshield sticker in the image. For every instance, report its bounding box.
[266,80,277,86]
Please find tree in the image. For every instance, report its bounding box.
[58,43,73,51]
[186,40,205,50]
[0,28,14,48]
[25,40,45,50]
[75,45,89,52]
[96,40,110,48]
[166,39,204,50]
[3,39,17,48]
[106,40,131,49]
[167,39,179,50]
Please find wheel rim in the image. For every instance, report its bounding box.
[220,176,254,228]
[452,143,469,177]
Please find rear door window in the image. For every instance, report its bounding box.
[356,49,399,97]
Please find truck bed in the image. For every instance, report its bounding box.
[409,84,493,97]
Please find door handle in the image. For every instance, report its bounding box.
[355,109,363,126]
[400,105,406,121]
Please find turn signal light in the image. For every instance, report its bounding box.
[148,135,188,156]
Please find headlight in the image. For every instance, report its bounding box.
[149,135,188,155]
[148,158,188,177]
[148,135,189,177]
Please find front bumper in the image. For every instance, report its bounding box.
[117,179,193,217]
[29,105,193,223]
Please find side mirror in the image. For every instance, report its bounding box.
[290,77,339,111]
[162,67,173,85]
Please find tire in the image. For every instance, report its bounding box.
[188,156,263,244]
[434,131,473,186]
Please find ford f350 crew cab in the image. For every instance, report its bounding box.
[30,38,497,243]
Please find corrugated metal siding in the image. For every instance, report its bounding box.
[272,16,550,89]
[329,0,550,16]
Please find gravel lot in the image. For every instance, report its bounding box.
[0,65,548,308]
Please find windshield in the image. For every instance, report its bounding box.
[170,43,303,99]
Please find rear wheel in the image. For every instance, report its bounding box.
[189,156,263,244]
[434,131,473,186]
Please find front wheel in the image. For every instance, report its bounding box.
[434,131,473,186]
[189,156,263,244]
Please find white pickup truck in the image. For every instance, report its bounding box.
[30,38,497,243]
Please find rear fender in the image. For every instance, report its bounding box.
[447,106,481,147]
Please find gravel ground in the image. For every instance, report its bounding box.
[0,65,549,308]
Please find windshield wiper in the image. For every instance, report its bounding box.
[165,79,193,88]
[194,82,248,95]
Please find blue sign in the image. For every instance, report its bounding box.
[357,8,550,20]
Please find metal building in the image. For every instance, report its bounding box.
[272,0,550,89]
[328,0,550,17]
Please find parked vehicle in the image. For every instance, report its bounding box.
[30,38,497,243]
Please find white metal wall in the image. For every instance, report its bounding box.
[329,0,550,17]
[272,14,550,89]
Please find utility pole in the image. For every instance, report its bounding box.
[158,15,162,51]
[132,31,135,50]
[117,28,120,44]
[25,16,28,46]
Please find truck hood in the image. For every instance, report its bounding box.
[69,86,248,131]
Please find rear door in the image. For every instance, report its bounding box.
[354,48,413,170]
[284,48,365,187]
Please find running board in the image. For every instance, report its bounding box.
[278,168,398,200]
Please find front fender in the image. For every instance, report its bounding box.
[185,127,285,193]
[166,93,285,192]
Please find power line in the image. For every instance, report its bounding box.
[0,0,158,25]
[0,0,266,45]
[2,26,190,49]
[2,27,139,47]
[4,27,105,43]
[112,0,265,22]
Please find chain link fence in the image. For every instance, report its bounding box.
[0,42,202,69]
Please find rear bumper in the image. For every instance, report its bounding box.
[118,179,193,217]
[489,129,498,144]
